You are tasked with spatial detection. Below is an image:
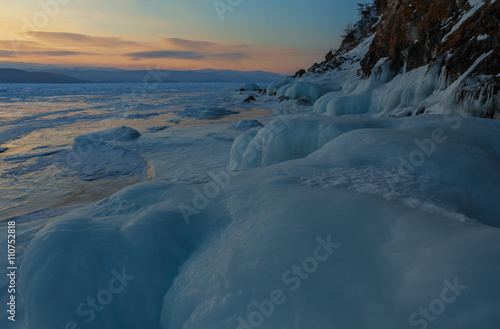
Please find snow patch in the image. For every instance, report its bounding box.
[442,0,485,42]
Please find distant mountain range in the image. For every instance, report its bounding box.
[0,68,85,84]
[0,67,284,84]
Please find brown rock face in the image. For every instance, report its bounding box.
[308,0,500,118]
[361,0,500,79]
[361,0,467,75]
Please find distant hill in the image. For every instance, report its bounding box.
[0,68,86,83]
[0,65,284,84]
[39,68,284,83]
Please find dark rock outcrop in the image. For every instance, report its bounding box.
[306,0,500,118]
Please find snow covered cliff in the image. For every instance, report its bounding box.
[274,0,500,119]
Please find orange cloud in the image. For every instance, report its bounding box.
[26,31,143,48]
[0,32,324,74]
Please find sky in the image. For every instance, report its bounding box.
[0,0,361,74]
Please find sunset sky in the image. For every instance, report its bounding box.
[0,0,360,74]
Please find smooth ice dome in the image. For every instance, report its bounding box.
[68,127,147,181]
[241,83,260,91]
[74,126,141,146]
[230,120,263,130]
[17,114,500,329]
[266,78,292,95]
[177,107,239,120]
[276,81,331,102]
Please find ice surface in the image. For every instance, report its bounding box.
[229,119,264,130]
[177,107,239,120]
[230,114,500,227]
[147,126,170,133]
[67,126,148,181]
[74,126,141,146]
[67,144,148,181]
[2,82,499,329]
[124,112,160,119]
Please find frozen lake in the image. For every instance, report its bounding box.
[1,82,499,329]
[0,83,269,220]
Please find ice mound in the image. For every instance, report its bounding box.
[161,171,500,329]
[276,81,331,102]
[74,126,141,147]
[17,113,500,329]
[177,107,239,120]
[230,120,263,130]
[68,127,147,181]
[297,165,474,223]
[229,116,389,170]
[18,180,238,329]
[241,83,260,91]
[266,78,292,95]
[314,92,373,116]
[0,147,8,153]
[230,114,500,226]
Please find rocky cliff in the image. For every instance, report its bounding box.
[304,0,499,118]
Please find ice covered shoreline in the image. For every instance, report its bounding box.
[0,83,264,220]
[1,81,500,329]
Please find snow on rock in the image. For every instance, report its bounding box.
[289,0,500,119]
[241,83,260,91]
[276,82,331,102]
[442,0,485,42]
[310,51,497,118]
[177,107,239,120]
[229,120,263,130]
